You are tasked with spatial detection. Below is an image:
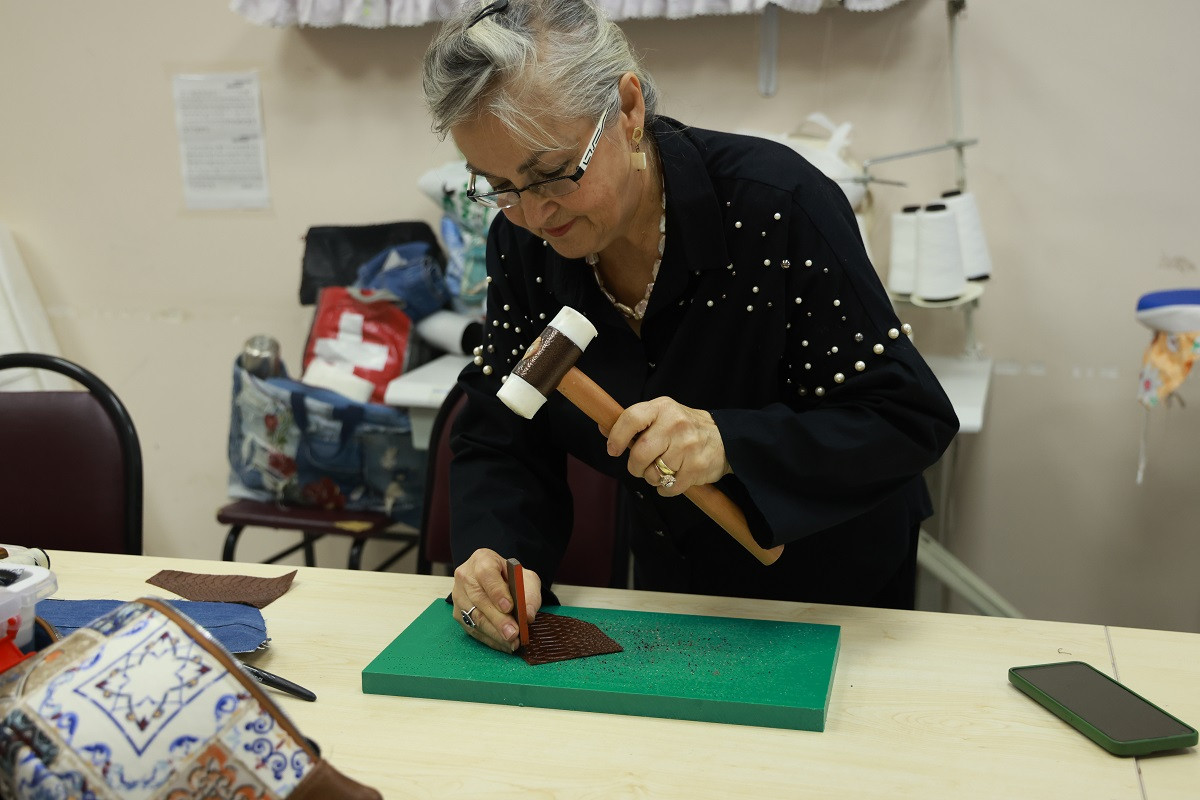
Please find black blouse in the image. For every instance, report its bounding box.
[449,116,959,607]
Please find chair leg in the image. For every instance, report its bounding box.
[373,538,418,572]
[223,523,422,571]
[302,531,318,567]
[348,539,366,570]
[222,525,246,561]
[251,532,326,566]
[350,536,419,571]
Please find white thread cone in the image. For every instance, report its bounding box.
[914,203,967,302]
[887,204,921,296]
[941,190,991,281]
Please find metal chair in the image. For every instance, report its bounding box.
[218,498,418,571]
[417,382,628,588]
[0,352,143,555]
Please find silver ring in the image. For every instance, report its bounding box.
[461,606,478,628]
[655,457,676,489]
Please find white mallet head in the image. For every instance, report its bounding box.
[496,306,598,419]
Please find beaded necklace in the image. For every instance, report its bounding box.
[587,189,666,321]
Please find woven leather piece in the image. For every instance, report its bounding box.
[146,569,296,608]
[519,611,623,666]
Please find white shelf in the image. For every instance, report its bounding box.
[384,353,470,449]
[924,355,991,434]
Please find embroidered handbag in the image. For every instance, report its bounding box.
[0,597,381,799]
[226,360,426,525]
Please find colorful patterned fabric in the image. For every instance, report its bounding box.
[226,360,426,524]
[0,599,380,800]
[1137,331,1200,408]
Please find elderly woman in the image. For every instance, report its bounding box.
[423,0,958,653]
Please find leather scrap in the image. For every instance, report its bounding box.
[146,569,297,609]
[520,611,623,666]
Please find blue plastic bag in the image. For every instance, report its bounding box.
[440,215,489,313]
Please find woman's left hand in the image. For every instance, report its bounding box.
[605,396,731,495]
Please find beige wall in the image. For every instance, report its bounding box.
[3,1,1198,632]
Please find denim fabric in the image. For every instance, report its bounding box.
[354,241,449,322]
[35,599,267,653]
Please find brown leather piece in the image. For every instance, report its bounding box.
[519,611,623,666]
[289,759,383,800]
[146,569,297,608]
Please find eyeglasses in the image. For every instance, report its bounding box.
[467,0,508,28]
[466,108,609,210]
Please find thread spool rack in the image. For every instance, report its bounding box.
[857,0,986,361]
[758,1,1004,615]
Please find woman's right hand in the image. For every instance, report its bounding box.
[452,547,542,653]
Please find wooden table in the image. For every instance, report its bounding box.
[1107,626,1200,798]
[43,551,1198,799]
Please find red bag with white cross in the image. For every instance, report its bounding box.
[301,287,411,404]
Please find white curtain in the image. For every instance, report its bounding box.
[229,0,906,28]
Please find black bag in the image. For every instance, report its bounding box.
[299,221,445,305]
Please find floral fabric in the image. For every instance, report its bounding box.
[1138,331,1199,408]
[0,601,325,800]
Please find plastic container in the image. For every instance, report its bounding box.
[0,564,58,649]
[0,590,19,638]
[0,544,51,568]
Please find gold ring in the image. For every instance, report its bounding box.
[655,458,676,489]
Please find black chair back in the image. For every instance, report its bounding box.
[416,383,627,588]
[0,353,143,554]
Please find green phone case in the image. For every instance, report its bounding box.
[1009,661,1198,757]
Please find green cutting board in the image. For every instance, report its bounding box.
[362,599,840,731]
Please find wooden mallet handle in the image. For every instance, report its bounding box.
[496,306,783,566]
[557,368,783,566]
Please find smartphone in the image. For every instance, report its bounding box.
[1009,661,1197,757]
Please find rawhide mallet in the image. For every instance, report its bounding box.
[496,306,783,566]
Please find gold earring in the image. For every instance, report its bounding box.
[630,126,647,171]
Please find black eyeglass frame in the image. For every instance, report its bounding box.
[465,107,610,210]
[467,0,509,29]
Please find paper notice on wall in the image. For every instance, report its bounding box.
[172,72,270,210]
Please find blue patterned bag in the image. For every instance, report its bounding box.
[0,597,382,798]
[226,361,425,526]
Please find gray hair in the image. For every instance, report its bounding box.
[422,0,659,151]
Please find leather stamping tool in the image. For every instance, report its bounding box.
[506,557,530,648]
